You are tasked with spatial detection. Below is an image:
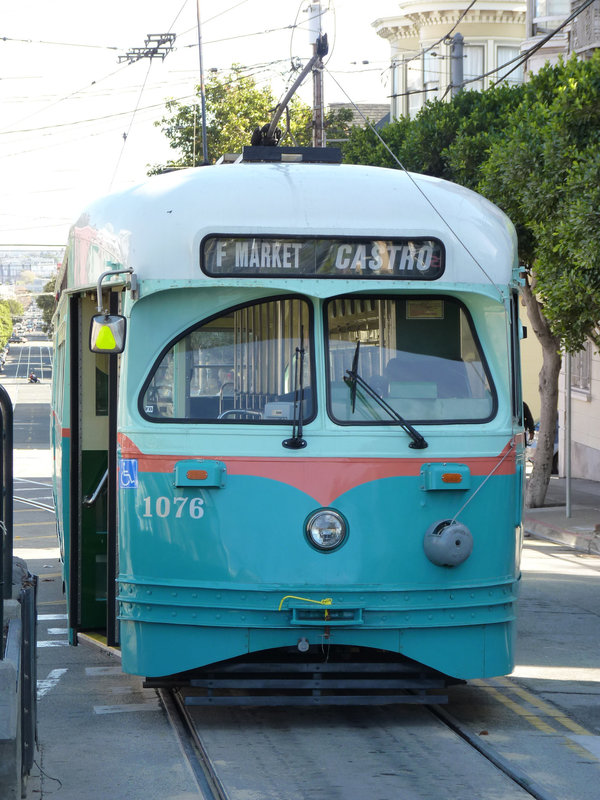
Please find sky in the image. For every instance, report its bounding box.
[1,0,397,248]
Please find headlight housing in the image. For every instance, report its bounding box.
[305,509,347,551]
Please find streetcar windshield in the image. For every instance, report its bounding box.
[141,296,314,423]
[325,296,495,424]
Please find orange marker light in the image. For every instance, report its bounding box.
[442,473,463,484]
[187,470,208,481]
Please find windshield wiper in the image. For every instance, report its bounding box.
[348,340,360,413]
[344,363,428,450]
[283,327,307,450]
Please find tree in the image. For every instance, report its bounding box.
[342,54,600,506]
[480,54,600,506]
[150,66,353,170]
[0,301,13,348]
[5,298,23,318]
[37,278,58,336]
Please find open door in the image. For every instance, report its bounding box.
[68,292,119,645]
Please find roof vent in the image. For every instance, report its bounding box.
[241,146,342,164]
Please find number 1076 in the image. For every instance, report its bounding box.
[142,496,205,519]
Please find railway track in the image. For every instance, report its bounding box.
[161,688,562,800]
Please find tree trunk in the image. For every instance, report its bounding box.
[521,281,562,508]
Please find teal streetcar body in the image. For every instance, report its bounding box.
[52,154,525,687]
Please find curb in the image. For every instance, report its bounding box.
[524,517,600,556]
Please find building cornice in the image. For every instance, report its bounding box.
[375,5,526,41]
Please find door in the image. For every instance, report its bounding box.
[68,292,119,645]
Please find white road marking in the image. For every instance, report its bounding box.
[37,640,69,647]
[94,702,161,715]
[37,668,67,699]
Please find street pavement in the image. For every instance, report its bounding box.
[5,371,598,799]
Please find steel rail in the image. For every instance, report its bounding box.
[159,688,230,800]
[427,703,561,800]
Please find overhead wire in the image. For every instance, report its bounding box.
[324,65,504,299]
[108,58,154,191]
[0,35,119,51]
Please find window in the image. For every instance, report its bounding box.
[497,46,524,86]
[570,341,591,393]
[464,45,484,91]
[141,297,313,423]
[406,59,423,118]
[325,296,495,424]
[423,51,439,101]
[533,0,569,33]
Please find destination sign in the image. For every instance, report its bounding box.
[202,236,444,280]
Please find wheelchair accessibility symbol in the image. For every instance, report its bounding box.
[119,459,138,489]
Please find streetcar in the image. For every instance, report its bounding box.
[51,146,525,700]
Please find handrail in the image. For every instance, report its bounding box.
[83,469,108,507]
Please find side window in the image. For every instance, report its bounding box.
[140,296,313,423]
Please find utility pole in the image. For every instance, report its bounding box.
[307,3,326,147]
[196,1,209,164]
[450,32,464,98]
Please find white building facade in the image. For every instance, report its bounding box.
[374,0,526,119]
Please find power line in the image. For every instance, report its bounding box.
[0,35,119,51]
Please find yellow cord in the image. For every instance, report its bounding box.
[278,595,332,611]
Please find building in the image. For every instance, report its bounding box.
[570,0,600,58]
[520,0,570,74]
[374,0,526,119]
[521,0,600,75]
[327,103,390,129]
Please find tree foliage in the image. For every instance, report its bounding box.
[0,301,14,347]
[37,278,58,335]
[342,53,600,506]
[150,66,353,170]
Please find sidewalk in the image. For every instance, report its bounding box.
[524,474,600,556]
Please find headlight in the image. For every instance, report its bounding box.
[306,509,347,551]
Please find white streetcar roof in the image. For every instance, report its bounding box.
[65,162,517,291]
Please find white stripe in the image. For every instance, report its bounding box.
[38,613,68,621]
[94,702,161,715]
[14,547,61,559]
[47,627,68,635]
[37,668,67,699]
[38,640,69,648]
[15,478,52,487]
